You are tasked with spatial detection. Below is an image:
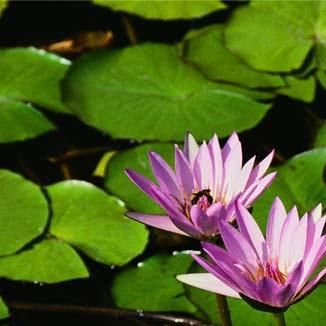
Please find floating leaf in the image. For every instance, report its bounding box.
[0,97,55,143]
[105,143,173,214]
[0,239,89,283]
[182,25,284,88]
[93,0,225,20]
[63,43,271,141]
[0,169,48,256]
[0,297,9,320]
[225,2,326,72]
[277,76,316,102]
[0,47,70,113]
[48,180,148,266]
[314,122,326,148]
[212,82,275,101]
[317,70,326,89]
[112,253,196,312]
[253,148,326,230]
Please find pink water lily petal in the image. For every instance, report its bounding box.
[266,197,287,258]
[200,242,256,297]
[223,142,243,202]
[150,187,202,238]
[175,146,194,198]
[222,132,240,162]
[192,254,243,293]
[256,277,281,307]
[300,235,326,288]
[208,134,223,199]
[193,141,213,190]
[218,219,259,272]
[176,273,241,298]
[183,132,199,166]
[287,214,308,269]
[278,207,300,270]
[240,172,277,207]
[247,150,274,185]
[148,151,180,199]
[125,169,157,201]
[236,156,256,193]
[294,267,326,302]
[235,201,265,261]
[305,210,326,255]
[277,262,303,306]
[206,202,225,228]
[310,203,322,222]
[190,205,216,237]
[126,212,187,235]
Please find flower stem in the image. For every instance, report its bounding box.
[273,312,286,326]
[216,294,232,326]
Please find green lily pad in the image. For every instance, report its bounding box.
[211,82,276,101]
[93,0,225,20]
[0,239,89,283]
[0,297,9,320]
[182,25,284,89]
[277,76,316,103]
[314,122,326,148]
[0,169,48,256]
[112,253,196,312]
[62,43,271,141]
[225,2,326,72]
[317,70,326,89]
[105,143,174,214]
[48,180,148,266]
[253,148,326,230]
[0,97,55,143]
[0,47,70,113]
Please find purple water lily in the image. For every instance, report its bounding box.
[125,132,275,239]
[177,199,326,309]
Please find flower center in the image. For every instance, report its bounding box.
[255,262,287,285]
[191,189,213,211]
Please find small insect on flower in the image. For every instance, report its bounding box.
[177,199,326,310]
[125,132,276,239]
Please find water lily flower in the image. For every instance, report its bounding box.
[177,199,326,310]
[125,132,275,239]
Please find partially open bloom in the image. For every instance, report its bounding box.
[177,199,326,309]
[125,132,275,239]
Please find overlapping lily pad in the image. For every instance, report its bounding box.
[105,143,174,214]
[182,25,284,88]
[253,148,326,230]
[0,47,70,113]
[63,43,271,141]
[0,239,89,283]
[112,253,196,312]
[0,297,8,320]
[48,180,149,266]
[225,2,326,72]
[277,76,316,102]
[0,97,55,143]
[0,169,48,256]
[93,0,225,20]
[314,122,326,148]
